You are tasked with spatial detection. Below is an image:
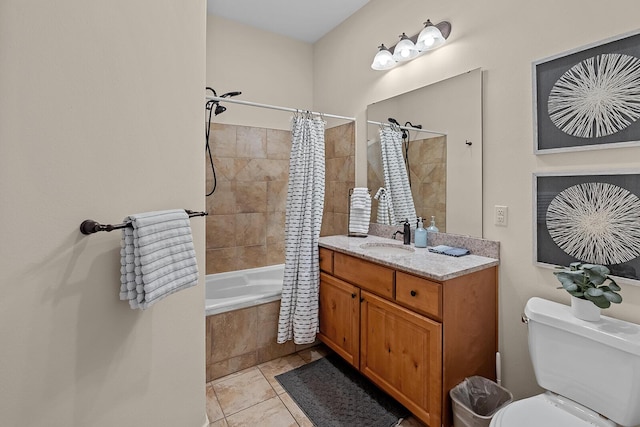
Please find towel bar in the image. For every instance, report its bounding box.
[80,210,208,235]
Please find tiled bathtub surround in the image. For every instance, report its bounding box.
[206,122,355,274]
[205,300,316,382]
[322,122,356,237]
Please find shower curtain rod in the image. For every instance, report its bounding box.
[206,96,356,122]
[367,120,447,136]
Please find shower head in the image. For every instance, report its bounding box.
[388,117,400,125]
[221,91,242,98]
[405,121,422,129]
[214,105,227,115]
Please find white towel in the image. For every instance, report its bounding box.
[120,209,198,310]
[374,187,393,225]
[349,188,371,234]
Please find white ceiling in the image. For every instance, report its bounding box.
[207,0,370,43]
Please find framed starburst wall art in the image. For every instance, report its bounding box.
[534,30,640,153]
[534,171,640,283]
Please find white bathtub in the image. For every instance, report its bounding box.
[205,264,284,316]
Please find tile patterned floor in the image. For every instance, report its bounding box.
[205,345,427,427]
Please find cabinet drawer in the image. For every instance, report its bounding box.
[319,247,333,273]
[396,271,442,319]
[334,252,394,299]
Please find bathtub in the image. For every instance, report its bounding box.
[205,264,284,316]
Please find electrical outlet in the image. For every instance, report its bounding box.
[495,205,508,226]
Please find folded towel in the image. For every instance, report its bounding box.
[351,187,370,209]
[120,209,198,310]
[349,188,371,235]
[428,245,470,257]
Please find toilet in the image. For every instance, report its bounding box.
[489,297,640,427]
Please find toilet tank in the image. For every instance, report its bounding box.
[525,297,640,427]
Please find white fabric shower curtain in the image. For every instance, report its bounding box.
[277,114,325,344]
[379,126,417,226]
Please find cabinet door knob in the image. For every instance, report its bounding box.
[351,293,357,298]
[410,290,417,297]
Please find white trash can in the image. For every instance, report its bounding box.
[450,376,513,427]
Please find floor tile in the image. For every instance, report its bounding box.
[212,367,276,416]
[209,419,228,427]
[205,383,225,423]
[225,396,297,427]
[278,393,313,427]
[297,344,330,363]
[258,353,306,394]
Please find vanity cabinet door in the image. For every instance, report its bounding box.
[360,290,442,427]
[317,272,360,367]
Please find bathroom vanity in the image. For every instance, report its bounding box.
[317,235,499,427]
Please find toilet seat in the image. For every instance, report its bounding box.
[489,392,617,427]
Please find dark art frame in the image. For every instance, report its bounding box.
[534,170,640,284]
[533,29,640,154]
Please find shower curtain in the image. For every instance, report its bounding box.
[277,113,325,344]
[379,125,417,226]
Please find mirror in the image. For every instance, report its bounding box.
[367,68,483,237]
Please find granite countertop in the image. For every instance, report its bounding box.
[319,234,499,282]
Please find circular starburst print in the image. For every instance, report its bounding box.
[546,182,640,264]
[548,53,640,138]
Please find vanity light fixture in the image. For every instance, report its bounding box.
[392,33,419,62]
[371,19,452,71]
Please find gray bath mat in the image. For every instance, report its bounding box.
[275,353,409,427]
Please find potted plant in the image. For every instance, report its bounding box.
[554,262,622,321]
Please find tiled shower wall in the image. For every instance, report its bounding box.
[206,121,354,274]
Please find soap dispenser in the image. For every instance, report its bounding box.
[426,216,439,234]
[415,217,427,248]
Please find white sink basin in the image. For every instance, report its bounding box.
[359,242,415,256]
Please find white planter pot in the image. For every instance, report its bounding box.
[571,296,601,321]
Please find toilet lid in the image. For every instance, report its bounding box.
[490,394,616,427]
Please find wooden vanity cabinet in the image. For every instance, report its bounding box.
[318,248,498,427]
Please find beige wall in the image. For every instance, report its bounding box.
[206,15,314,130]
[314,0,640,399]
[0,1,207,426]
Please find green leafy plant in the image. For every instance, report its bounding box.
[554,262,623,309]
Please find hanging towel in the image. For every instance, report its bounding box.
[349,188,371,235]
[374,187,394,225]
[120,209,198,310]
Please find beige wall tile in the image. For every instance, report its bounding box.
[206,181,237,216]
[236,245,268,270]
[210,307,258,361]
[211,123,237,158]
[236,158,289,182]
[266,241,285,265]
[266,211,286,246]
[237,126,267,159]
[266,128,291,160]
[332,122,355,158]
[206,215,237,249]
[267,181,288,213]
[235,182,267,213]
[206,247,238,274]
[235,213,266,247]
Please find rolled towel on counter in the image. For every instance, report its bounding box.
[428,245,470,257]
[120,209,199,310]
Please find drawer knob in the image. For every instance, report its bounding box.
[351,293,357,299]
[410,290,417,297]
